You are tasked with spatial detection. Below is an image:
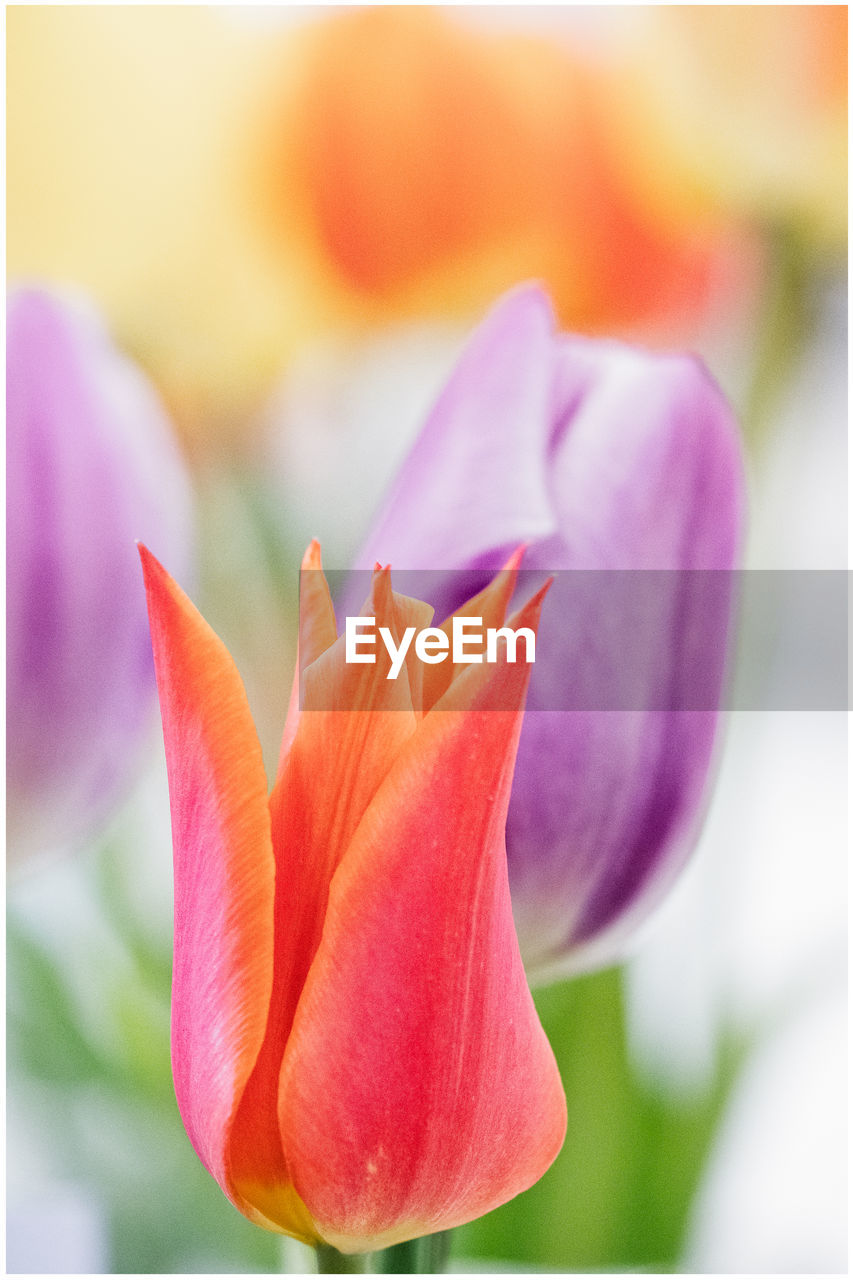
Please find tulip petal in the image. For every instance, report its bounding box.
[277,539,338,777]
[7,288,192,860]
[510,340,744,976]
[229,571,434,1230]
[298,538,339,672]
[138,546,279,1223]
[278,589,566,1253]
[359,285,558,571]
[422,544,525,710]
[353,289,743,980]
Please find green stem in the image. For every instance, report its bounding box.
[742,220,813,447]
[315,1243,371,1273]
[375,1230,453,1273]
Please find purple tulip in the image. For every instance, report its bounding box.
[355,285,745,981]
[7,287,194,862]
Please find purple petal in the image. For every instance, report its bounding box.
[352,285,745,978]
[6,286,194,859]
[511,338,743,976]
[358,284,559,572]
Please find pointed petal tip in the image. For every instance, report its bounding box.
[302,539,323,571]
[370,565,393,616]
[137,541,171,593]
[502,544,528,574]
[511,576,553,630]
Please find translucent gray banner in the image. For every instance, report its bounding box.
[296,570,849,712]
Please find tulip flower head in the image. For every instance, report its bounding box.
[356,284,745,983]
[140,542,566,1252]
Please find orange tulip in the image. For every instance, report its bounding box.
[139,541,566,1252]
[269,6,735,334]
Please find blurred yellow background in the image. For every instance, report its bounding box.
[13,6,844,451]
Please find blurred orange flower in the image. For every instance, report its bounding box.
[266,6,739,335]
[8,7,761,446]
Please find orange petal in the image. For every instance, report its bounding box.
[277,539,338,778]
[229,563,432,1229]
[422,544,526,710]
[297,538,338,674]
[138,545,283,1227]
[277,583,565,1253]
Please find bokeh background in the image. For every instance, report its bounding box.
[6,6,847,1273]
